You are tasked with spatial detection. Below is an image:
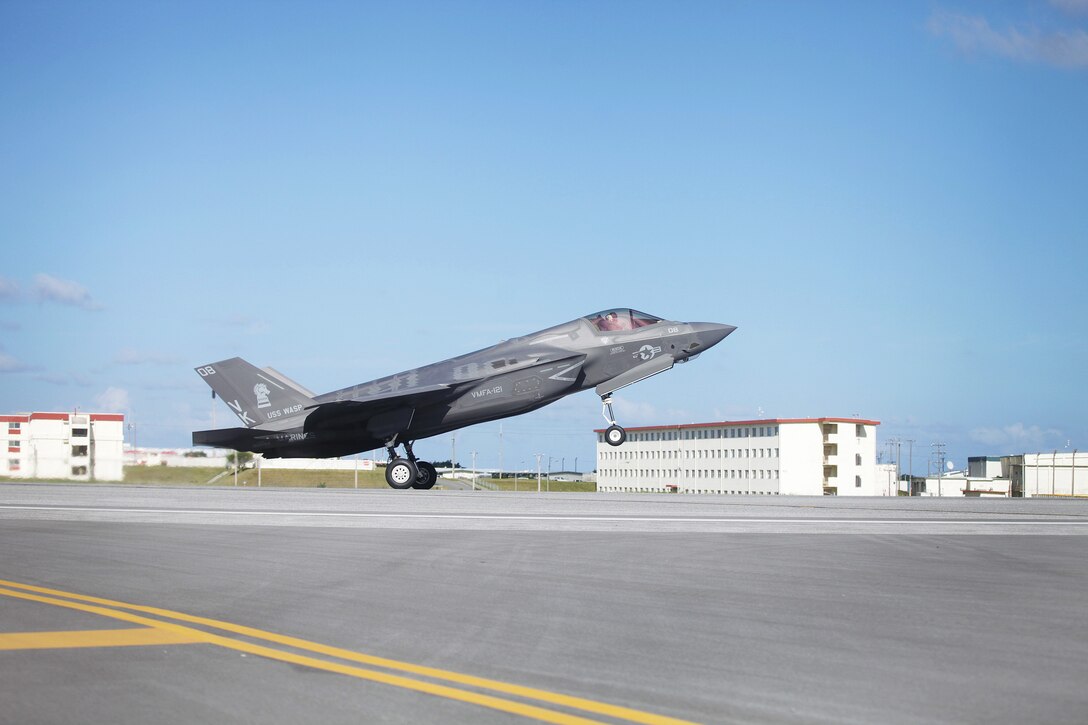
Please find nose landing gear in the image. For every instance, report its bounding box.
[601,395,626,447]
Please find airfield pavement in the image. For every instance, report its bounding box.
[2,483,1087,724]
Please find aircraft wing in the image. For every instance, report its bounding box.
[303,383,457,437]
[302,349,584,440]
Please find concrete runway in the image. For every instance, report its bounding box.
[2,484,1087,724]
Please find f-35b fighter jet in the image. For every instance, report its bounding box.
[193,308,735,489]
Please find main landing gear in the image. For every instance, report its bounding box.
[601,395,626,447]
[385,439,438,490]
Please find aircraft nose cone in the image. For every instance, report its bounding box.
[689,322,736,350]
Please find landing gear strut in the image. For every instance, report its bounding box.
[601,395,626,447]
[384,439,437,490]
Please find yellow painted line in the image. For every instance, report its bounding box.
[0,627,202,650]
[0,579,698,725]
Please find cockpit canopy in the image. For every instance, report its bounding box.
[584,308,664,332]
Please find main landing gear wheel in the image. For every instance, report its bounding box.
[413,461,438,490]
[385,458,418,490]
[605,424,627,447]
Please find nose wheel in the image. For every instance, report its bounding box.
[604,424,626,446]
[601,395,627,447]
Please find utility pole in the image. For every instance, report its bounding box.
[896,439,902,497]
[535,454,543,493]
[499,423,504,484]
[471,450,478,491]
[931,442,946,497]
[905,439,915,496]
[451,434,456,479]
[887,437,901,496]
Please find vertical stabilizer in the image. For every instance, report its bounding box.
[195,358,313,429]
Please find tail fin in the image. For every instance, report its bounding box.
[195,357,313,429]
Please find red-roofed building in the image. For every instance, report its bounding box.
[595,417,885,495]
[1,412,124,481]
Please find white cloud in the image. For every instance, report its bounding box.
[613,398,694,426]
[1051,0,1088,16]
[211,314,269,335]
[0,276,20,302]
[969,422,1062,451]
[0,350,33,373]
[32,273,102,310]
[114,348,179,366]
[95,387,130,413]
[34,371,94,387]
[929,9,1088,69]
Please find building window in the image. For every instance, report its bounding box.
[856,454,862,466]
[72,427,88,438]
[72,466,88,476]
[856,424,865,437]
[72,445,89,457]
[855,475,862,488]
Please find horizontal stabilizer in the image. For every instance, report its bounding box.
[192,427,262,449]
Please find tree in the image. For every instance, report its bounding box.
[226,451,254,469]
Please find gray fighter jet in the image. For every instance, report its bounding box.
[192,308,735,489]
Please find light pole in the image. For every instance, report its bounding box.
[471,450,478,491]
[1072,449,1078,497]
[535,454,543,493]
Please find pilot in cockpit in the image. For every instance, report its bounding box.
[596,311,630,332]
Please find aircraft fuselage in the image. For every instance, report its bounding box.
[192,310,735,467]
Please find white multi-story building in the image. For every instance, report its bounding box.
[1,412,124,481]
[596,417,882,495]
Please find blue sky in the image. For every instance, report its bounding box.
[2,1,1086,474]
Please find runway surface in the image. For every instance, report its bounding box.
[2,484,1087,724]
